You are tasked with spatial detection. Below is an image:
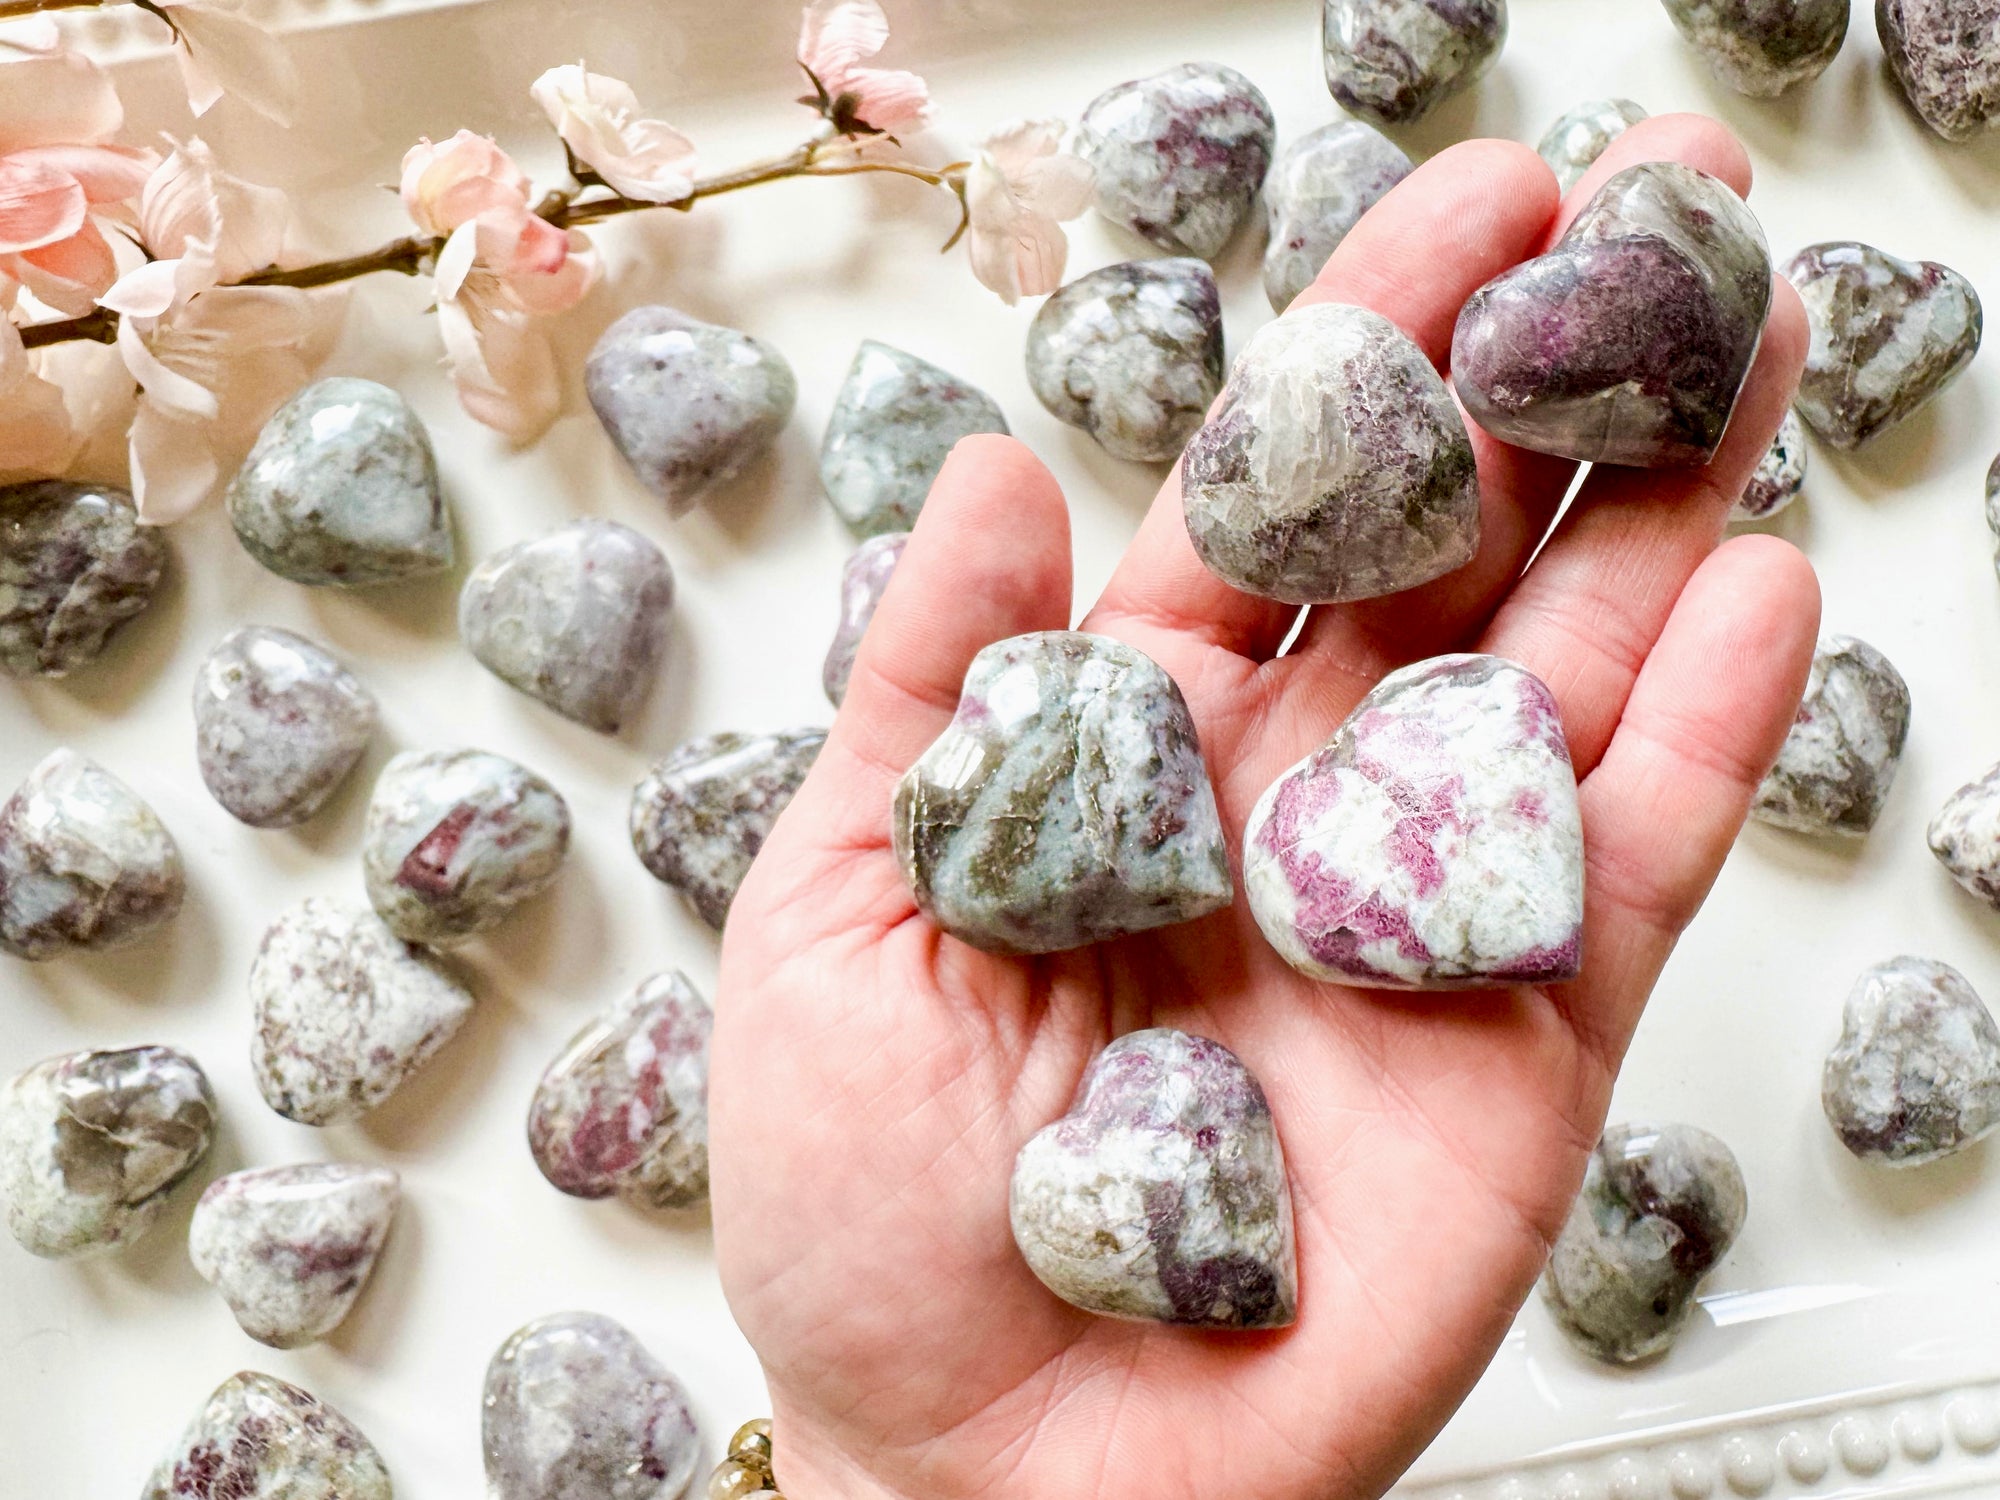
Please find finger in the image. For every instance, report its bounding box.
[1284,113,1760,690]
[823,434,1074,813]
[1478,275,1809,777]
[1554,534,1820,1065]
[1084,137,1562,667]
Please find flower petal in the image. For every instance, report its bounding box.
[0,50,122,154]
[400,130,532,236]
[99,257,185,319]
[14,219,116,310]
[9,144,155,205]
[437,296,561,443]
[165,7,299,127]
[127,396,221,523]
[0,318,74,476]
[117,309,220,419]
[0,155,83,253]
[841,65,930,134]
[798,0,889,78]
[1014,149,1095,221]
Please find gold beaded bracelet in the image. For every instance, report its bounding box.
[708,1418,785,1500]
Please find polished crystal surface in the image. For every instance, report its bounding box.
[1536,98,1647,194]
[1662,0,1848,96]
[1076,62,1276,260]
[142,1372,392,1500]
[1784,241,1982,449]
[460,519,674,734]
[1453,162,1772,467]
[818,342,1007,537]
[1243,654,1584,989]
[1929,762,2000,910]
[823,532,907,708]
[0,480,165,678]
[1878,0,2000,141]
[194,627,377,828]
[1261,120,1413,310]
[1011,1029,1296,1328]
[1732,408,1807,521]
[1182,302,1479,604]
[226,376,453,588]
[1025,258,1224,463]
[585,305,797,515]
[1322,0,1507,125]
[1751,636,1910,836]
[892,632,1232,955]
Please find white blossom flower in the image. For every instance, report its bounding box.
[530,65,698,203]
[98,139,288,319]
[963,119,1093,305]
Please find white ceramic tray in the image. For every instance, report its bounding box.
[8,0,2000,1493]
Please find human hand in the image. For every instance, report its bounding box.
[711,113,1818,1500]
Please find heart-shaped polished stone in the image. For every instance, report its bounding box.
[819,342,1008,537]
[483,1312,700,1500]
[1026,259,1224,462]
[1988,453,2000,580]
[1662,0,1848,96]
[528,971,711,1210]
[1323,0,1507,125]
[1752,636,1909,836]
[1011,1029,1296,1328]
[1823,957,2000,1167]
[630,728,825,930]
[893,632,1232,955]
[1453,161,1771,467]
[250,898,475,1125]
[1076,63,1276,260]
[0,1045,214,1259]
[0,748,184,960]
[1541,1122,1746,1363]
[1536,98,1647,194]
[1732,407,1807,521]
[1879,0,2000,141]
[227,377,454,587]
[1244,654,1583,989]
[189,1163,399,1348]
[1183,302,1479,604]
[1928,762,2000,909]
[1784,241,1982,449]
[0,480,165,678]
[1261,119,1411,310]
[823,532,907,707]
[586,305,797,515]
[362,749,571,944]
[460,519,674,734]
[143,1371,391,1500]
[194,627,378,828]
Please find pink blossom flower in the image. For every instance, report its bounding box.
[401,132,599,440]
[98,138,288,319]
[151,0,299,126]
[797,0,930,137]
[530,64,698,203]
[963,119,1094,305]
[0,316,76,475]
[0,32,155,315]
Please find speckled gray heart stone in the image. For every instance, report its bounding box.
[824,531,907,707]
[819,342,1007,537]
[1323,0,1507,125]
[1879,0,2000,141]
[1662,0,1848,96]
[226,376,454,588]
[0,480,165,678]
[1261,119,1412,311]
[194,627,377,828]
[1752,636,1910,837]
[143,1371,392,1500]
[1536,98,1647,193]
[460,519,674,734]
[1928,762,2000,910]
[1732,408,1807,521]
[586,305,797,515]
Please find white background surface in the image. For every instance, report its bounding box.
[8,0,2000,1492]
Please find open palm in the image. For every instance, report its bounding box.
[711,115,1819,1500]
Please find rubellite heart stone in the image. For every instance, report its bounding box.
[1010,1029,1296,1328]
[1541,1122,1746,1363]
[194,627,378,828]
[528,971,711,1210]
[227,377,454,588]
[585,305,797,515]
[1929,763,2000,909]
[250,898,475,1126]
[1536,98,1647,194]
[1322,0,1507,125]
[1661,0,1848,96]
[819,342,1008,537]
[823,532,907,707]
[1879,0,2000,141]
[0,748,184,960]
[1076,63,1276,261]
[894,632,1233,955]
[1261,120,1412,310]
[143,1372,391,1500]
[459,519,675,734]
[189,1163,400,1348]
[0,480,165,678]
[483,1312,700,1500]
[1452,161,1772,468]
[1784,242,1982,449]
[1732,408,1807,521]
[0,1045,214,1259]
[1182,302,1480,604]
[630,728,826,930]
[1823,957,2000,1167]
[1751,636,1910,836]
[1026,258,1224,463]
[1244,654,1584,990]
[362,749,571,944]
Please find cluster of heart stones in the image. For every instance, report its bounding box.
[1750,636,1911,837]
[1541,1122,1748,1363]
[1322,0,1507,125]
[1660,0,1848,97]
